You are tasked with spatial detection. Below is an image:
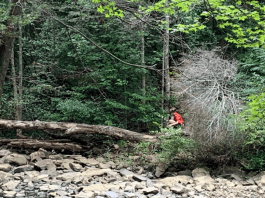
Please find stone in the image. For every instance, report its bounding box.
[170,184,190,194]
[120,169,134,177]
[146,179,153,188]
[82,184,120,192]
[14,165,34,173]
[34,159,56,171]
[82,167,112,178]
[30,148,48,162]
[56,172,81,181]
[124,192,136,198]
[105,191,119,198]
[81,158,99,166]
[69,163,82,171]
[160,175,193,187]
[0,149,11,157]
[49,154,63,160]
[155,162,166,178]
[2,180,20,191]
[4,153,27,166]
[75,191,94,198]
[142,187,159,195]
[98,163,110,169]
[0,164,12,172]
[0,171,12,183]
[133,174,147,182]
[3,191,16,197]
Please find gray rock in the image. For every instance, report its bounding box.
[0,164,12,172]
[142,187,159,195]
[133,175,147,182]
[105,191,119,198]
[120,169,134,177]
[4,153,27,166]
[0,149,11,157]
[146,179,153,188]
[14,165,34,173]
[3,191,16,198]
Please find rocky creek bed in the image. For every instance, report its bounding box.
[0,148,264,198]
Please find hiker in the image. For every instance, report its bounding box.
[167,109,184,128]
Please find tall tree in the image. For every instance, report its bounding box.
[0,0,23,105]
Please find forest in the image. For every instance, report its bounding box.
[1,0,265,172]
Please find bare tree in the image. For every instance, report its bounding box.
[173,48,242,144]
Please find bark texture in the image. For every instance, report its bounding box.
[0,0,23,102]
[0,139,84,151]
[0,119,158,142]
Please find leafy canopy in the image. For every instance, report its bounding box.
[85,0,265,47]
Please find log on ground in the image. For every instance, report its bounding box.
[0,119,158,142]
[4,139,84,151]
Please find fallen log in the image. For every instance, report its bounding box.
[0,119,158,142]
[4,139,84,151]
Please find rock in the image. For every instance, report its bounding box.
[124,192,137,198]
[133,174,147,182]
[142,187,159,195]
[30,148,48,162]
[192,168,210,178]
[74,191,94,198]
[0,149,11,157]
[82,167,112,178]
[81,158,99,166]
[0,164,12,172]
[0,171,12,183]
[69,163,82,172]
[105,191,119,198]
[82,184,120,192]
[146,179,153,187]
[170,184,190,194]
[160,175,193,187]
[2,180,20,191]
[35,159,56,172]
[145,155,156,163]
[4,153,27,166]
[49,154,63,160]
[120,169,134,177]
[13,165,34,173]
[155,162,166,178]
[3,191,16,197]
[98,163,110,169]
[57,172,81,181]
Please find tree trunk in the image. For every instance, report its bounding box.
[141,23,146,105]
[10,48,19,120]
[17,20,23,137]
[0,0,23,105]
[164,0,170,112]
[0,119,158,142]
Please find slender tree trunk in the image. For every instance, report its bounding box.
[0,0,22,106]
[17,21,23,136]
[141,23,146,105]
[10,48,19,120]
[164,0,170,112]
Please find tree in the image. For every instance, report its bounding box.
[0,0,23,105]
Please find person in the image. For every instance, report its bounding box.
[167,109,184,128]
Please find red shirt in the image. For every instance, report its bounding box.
[173,112,184,124]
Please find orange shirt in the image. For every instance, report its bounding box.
[173,112,184,124]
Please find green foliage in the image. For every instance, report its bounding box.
[151,128,195,164]
[234,48,265,99]
[239,92,265,146]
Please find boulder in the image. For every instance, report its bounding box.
[34,159,56,171]
[0,164,12,172]
[4,153,27,166]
